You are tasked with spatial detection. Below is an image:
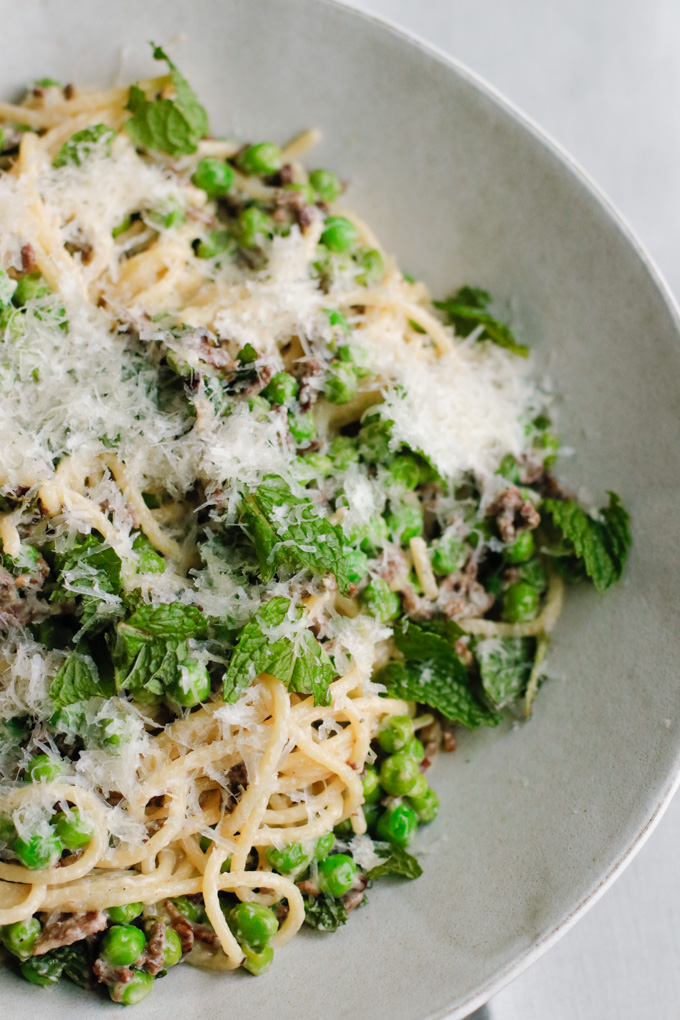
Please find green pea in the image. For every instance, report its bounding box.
[320,216,357,253]
[171,897,204,923]
[288,411,316,444]
[229,902,279,949]
[112,215,132,238]
[324,364,358,405]
[359,579,401,623]
[191,158,234,197]
[13,272,50,306]
[430,534,467,575]
[379,751,420,796]
[344,548,369,585]
[110,971,154,1005]
[317,854,357,898]
[356,248,384,286]
[195,228,234,259]
[336,343,370,378]
[505,530,536,564]
[162,927,183,968]
[351,516,389,556]
[263,371,298,405]
[358,419,393,463]
[517,557,547,591]
[100,924,146,967]
[502,581,540,623]
[242,943,274,976]
[54,808,94,850]
[363,803,379,832]
[309,169,342,203]
[377,714,414,754]
[314,833,335,860]
[15,831,63,870]
[361,764,382,805]
[283,182,316,204]
[167,659,211,708]
[387,503,424,546]
[249,394,271,418]
[375,802,418,847]
[2,916,41,959]
[408,772,428,800]
[20,954,64,986]
[266,841,311,875]
[333,818,353,838]
[387,454,421,491]
[329,435,358,469]
[106,902,144,924]
[299,452,333,478]
[409,786,439,824]
[323,307,351,334]
[405,736,425,763]
[237,142,283,176]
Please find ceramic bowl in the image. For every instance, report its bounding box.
[3,1,680,1017]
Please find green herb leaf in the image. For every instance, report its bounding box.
[223,596,336,706]
[113,602,207,696]
[50,535,123,634]
[50,652,112,709]
[544,491,631,593]
[125,44,208,156]
[435,286,529,357]
[53,124,114,168]
[476,636,536,710]
[132,532,165,574]
[378,620,499,728]
[366,841,422,881]
[303,894,348,932]
[239,475,355,594]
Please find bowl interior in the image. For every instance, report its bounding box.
[3,1,680,1017]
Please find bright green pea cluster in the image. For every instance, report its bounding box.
[360,715,439,847]
[167,659,211,708]
[263,371,298,406]
[359,579,401,623]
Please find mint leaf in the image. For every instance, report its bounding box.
[132,532,165,574]
[366,842,422,881]
[53,124,114,168]
[50,535,123,634]
[476,637,535,709]
[125,44,208,156]
[223,596,336,706]
[435,286,529,357]
[50,652,111,709]
[113,602,206,696]
[239,475,354,594]
[377,619,499,728]
[123,602,207,640]
[544,491,631,593]
[303,894,348,932]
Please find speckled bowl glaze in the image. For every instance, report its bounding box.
[3,1,680,1017]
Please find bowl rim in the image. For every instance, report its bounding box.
[318,1,680,1015]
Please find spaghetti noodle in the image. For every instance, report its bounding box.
[0,50,629,1004]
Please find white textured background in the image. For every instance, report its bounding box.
[342,2,680,1018]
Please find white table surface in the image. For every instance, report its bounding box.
[343,2,680,1018]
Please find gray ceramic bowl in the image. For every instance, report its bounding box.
[3,1,680,1017]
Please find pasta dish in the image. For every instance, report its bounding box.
[0,49,630,1004]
